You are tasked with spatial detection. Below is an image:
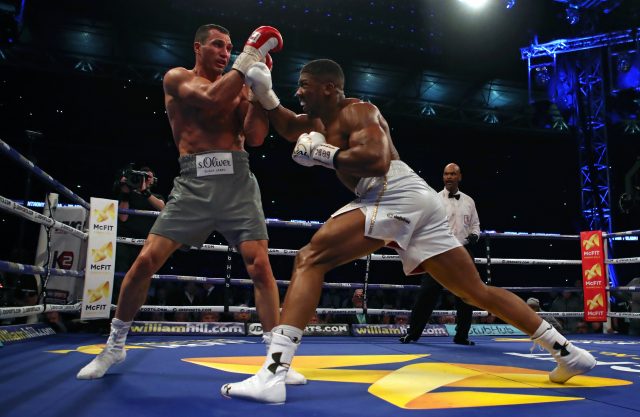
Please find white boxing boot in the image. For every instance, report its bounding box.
[532,320,597,383]
[263,332,307,385]
[222,327,301,404]
[76,318,131,380]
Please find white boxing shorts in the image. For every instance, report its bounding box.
[331,160,461,275]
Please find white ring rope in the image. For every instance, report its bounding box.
[0,303,82,319]
[0,195,88,240]
[474,258,582,265]
[0,260,84,277]
[604,229,640,238]
[608,312,640,319]
[116,237,585,265]
[614,286,640,292]
[6,261,632,295]
[483,231,579,240]
[606,257,640,265]
[4,302,640,320]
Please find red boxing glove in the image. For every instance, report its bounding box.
[246,26,283,54]
[232,26,282,75]
[264,53,273,70]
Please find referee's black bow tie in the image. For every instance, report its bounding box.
[448,193,460,200]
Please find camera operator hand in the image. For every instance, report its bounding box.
[116,167,165,223]
[119,176,131,192]
[113,176,132,203]
[136,173,165,212]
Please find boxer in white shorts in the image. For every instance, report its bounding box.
[222,58,596,404]
[331,159,461,275]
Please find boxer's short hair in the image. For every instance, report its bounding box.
[301,59,345,90]
[195,24,230,44]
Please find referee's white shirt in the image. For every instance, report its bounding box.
[438,189,481,246]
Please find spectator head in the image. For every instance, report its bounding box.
[234,304,251,322]
[185,281,199,296]
[576,321,589,333]
[527,297,541,311]
[174,311,189,322]
[484,313,497,324]
[562,290,574,299]
[381,304,394,324]
[352,289,364,307]
[45,311,61,323]
[309,312,320,324]
[201,311,220,322]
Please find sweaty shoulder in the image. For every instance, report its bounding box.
[339,100,381,129]
[163,67,191,92]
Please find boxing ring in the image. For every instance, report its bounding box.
[1,138,640,417]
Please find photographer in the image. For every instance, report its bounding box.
[116,165,165,219]
[114,165,165,301]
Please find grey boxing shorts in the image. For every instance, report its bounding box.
[149,150,268,248]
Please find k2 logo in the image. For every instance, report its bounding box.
[52,251,74,269]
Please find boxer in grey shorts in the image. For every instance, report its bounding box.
[150,150,268,248]
[76,24,313,384]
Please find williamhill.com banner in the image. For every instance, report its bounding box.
[0,323,56,344]
[352,324,448,337]
[129,321,246,336]
[580,230,608,322]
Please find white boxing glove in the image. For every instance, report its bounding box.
[246,62,280,110]
[292,131,340,170]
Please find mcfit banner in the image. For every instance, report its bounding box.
[81,198,118,319]
[580,231,607,322]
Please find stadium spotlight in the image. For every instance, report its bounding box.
[534,66,552,87]
[420,104,436,117]
[458,0,489,10]
[565,6,580,25]
[617,54,632,73]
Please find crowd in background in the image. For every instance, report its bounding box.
[2,272,638,336]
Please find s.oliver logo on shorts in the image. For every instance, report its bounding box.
[196,152,234,176]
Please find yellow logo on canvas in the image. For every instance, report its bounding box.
[587,293,604,310]
[91,241,113,263]
[93,202,115,223]
[186,354,630,409]
[584,263,602,280]
[87,281,109,303]
[582,234,600,250]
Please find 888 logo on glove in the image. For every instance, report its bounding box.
[313,148,333,160]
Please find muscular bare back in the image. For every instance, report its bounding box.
[164,67,249,156]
